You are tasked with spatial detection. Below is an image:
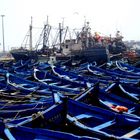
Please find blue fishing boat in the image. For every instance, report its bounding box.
[116,60,140,74]
[3,99,98,140]
[74,85,140,117]
[4,97,140,139]
[67,98,140,139]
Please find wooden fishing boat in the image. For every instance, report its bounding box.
[33,68,87,94]
[117,83,140,99]
[6,73,56,96]
[99,84,140,117]
[0,94,53,119]
[51,64,140,89]
[6,73,40,93]
[88,64,140,79]
[6,71,88,98]
[34,68,85,86]
[74,85,140,118]
[4,99,98,140]
[0,92,33,101]
[51,65,88,84]
[0,107,49,119]
[4,98,140,139]
[116,60,140,74]
[0,98,53,110]
[67,98,140,139]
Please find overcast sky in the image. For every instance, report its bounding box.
[0,0,140,51]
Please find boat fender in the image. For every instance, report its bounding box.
[112,105,128,112]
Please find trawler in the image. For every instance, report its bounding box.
[10,19,126,64]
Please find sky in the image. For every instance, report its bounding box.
[0,0,140,51]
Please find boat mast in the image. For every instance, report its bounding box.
[1,15,5,52]
[43,16,50,47]
[35,16,51,51]
[29,16,33,51]
[59,23,62,52]
[42,16,51,51]
[83,17,89,48]
[86,22,89,48]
